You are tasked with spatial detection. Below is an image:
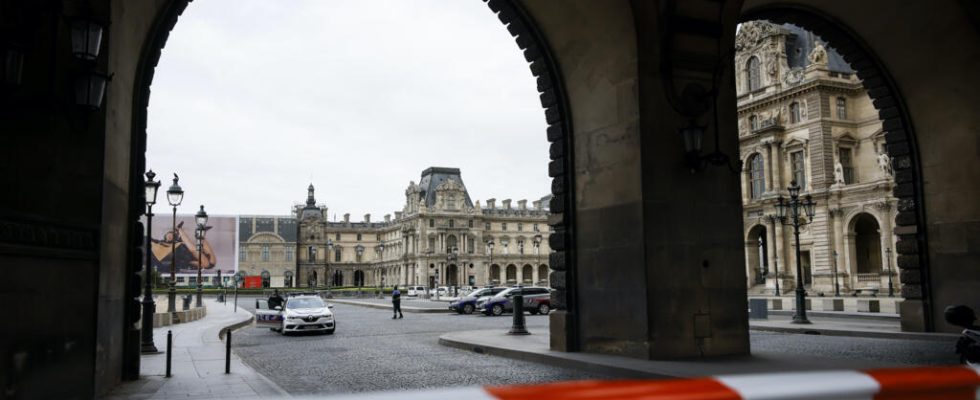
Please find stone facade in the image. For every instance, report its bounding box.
[241,167,551,289]
[736,21,899,296]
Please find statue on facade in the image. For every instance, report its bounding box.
[809,42,828,66]
[834,161,846,185]
[877,152,893,178]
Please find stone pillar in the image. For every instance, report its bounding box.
[831,208,846,292]
[877,203,894,290]
[772,141,783,191]
[764,145,773,193]
[766,217,777,291]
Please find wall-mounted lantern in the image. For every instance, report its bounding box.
[74,71,110,109]
[70,18,104,61]
[2,44,25,86]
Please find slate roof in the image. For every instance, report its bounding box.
[782,23,854,73]
[416,167,473,208]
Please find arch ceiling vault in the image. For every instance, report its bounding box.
[0,0,978,397]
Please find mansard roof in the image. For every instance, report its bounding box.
[417,167,473,209]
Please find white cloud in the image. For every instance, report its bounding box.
[148,0,549,218]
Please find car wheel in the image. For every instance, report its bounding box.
[463,304,474,315]
[491,304,504,316]
[538,303,550,315]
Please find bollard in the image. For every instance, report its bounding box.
[225,330,232,374]
[165,330,173,377]
[508,294,530,335]
[234,287,239,313]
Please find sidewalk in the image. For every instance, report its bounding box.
[105,299,288,399]
[749,314,958,341]
[328,297,453,313]
[439,314,959,380]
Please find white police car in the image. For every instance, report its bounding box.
[255,294,335,335]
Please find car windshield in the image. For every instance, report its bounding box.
[286,297,325,309]
[469,289,489,297]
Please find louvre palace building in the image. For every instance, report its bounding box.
[736,21,898,297]
[235,167,552,289]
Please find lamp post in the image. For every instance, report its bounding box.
[775,180,816,324]
[140,170,161,353]
[773,253,781,296]
[194,205,208,308]
[447,246,458,296]
[832,250,841,297]
[326,238,334,295]
[487,239,495,285]
[885,247,894,297]
[166,174,183,313]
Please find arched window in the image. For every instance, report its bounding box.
[747,56,761,91]
[522,265,533,284]
[506,265,517,283]
[749,154,766,199]
[490,264,501,284]
[538,265,549,284]
[789,102,801,123]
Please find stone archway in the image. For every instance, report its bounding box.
[446,264,459,286]
[490,264,501,285]
[354,270,365,287]
[521,264,533,284]
[505,264,517,284]
[745,224,768,288]
[741,3,933,330]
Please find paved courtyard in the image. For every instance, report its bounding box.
[231,296,955,396]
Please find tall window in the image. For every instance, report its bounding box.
[449,219,454,228]
[836,97,847,119]
[749,154,766,199]
[285,247,294,261]
[747,56,761,91]
[517,223,523,232]
[356,233,362,241]
[789,102,801,123]
[839,147,855,184]
[485,222,491,231]
[791,151,807,189]
[502,223,508,231]
[467,237,475,254]
[533,224,539,232]
[518,240,525,254]
[429,219,434,228]
[261,245,270,261]
[334,247,342,262]
[308,245,317,262]
[239,246,246,261]
[468,219,473,228]
[749,115,759,131]
[335,233,340,241]
[376,233,381,241]
[428,237,436,251]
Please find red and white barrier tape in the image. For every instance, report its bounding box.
[320,366,980,400]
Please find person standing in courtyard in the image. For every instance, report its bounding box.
[391,285,403,319]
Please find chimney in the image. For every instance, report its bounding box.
[384,214,391,223]
[487,198,496,209]
[395,211,403,220]
[502,199,512,209]
[518,199,527,210]
[364,214,371,223]
[343,213,350,223]
[532,200,542,210]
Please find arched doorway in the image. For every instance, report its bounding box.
[308,270,318,288]
[850,213,883,289]
[260,270,271,288]
[446,264,459,286]
[746,225,768,288]
[354,270,365,287]
[506,264,517,284]
[538,264,549,285]
[521,264,533,284]
[490,264,501,285]
[332,270,344,287]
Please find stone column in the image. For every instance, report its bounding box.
[764,145,773,193]
[876,203,894,289]
[741,168,750,203]
[774,219,788,290]
[766,216,777,291]
[831,208,846,292]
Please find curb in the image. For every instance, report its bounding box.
[212,305,291,398]
[438,333,664,379]
[217,307,255,340]
[748,324,957,342]
[329,299,453,313]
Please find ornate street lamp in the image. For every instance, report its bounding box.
[2,43,25,86]
[140,170,161,353]
[326,238,334,294]
[69,18,104,61]
[832,250,841,297]
[165,174,183,313]
[774,180,816,324]
[194,205,208,308]
[487,239,495,285]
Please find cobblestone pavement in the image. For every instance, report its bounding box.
[233,297,610,396]
[230,296,955,396]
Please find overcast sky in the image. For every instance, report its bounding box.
[147,0,549,219]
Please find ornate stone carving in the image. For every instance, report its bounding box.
[877,152,893,178]
[834,161,846,185]
[808,42,828,66]
[735,21,783,51]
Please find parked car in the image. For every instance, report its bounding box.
[479,287,552,316]
[255,294,335,335]
[428,286,449,297]
[406,286,426,296]
[450,287,507,314]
